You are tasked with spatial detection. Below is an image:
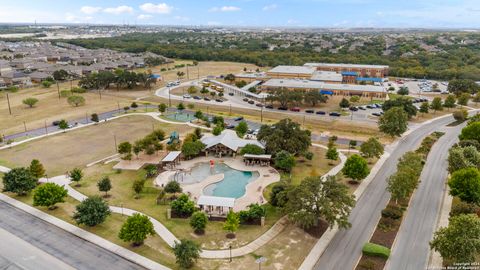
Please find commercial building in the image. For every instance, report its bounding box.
[304,63,389,78]
[261,78,386,98]
[266,65,316,79]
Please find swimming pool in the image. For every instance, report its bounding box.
[163,112,196,122]
[174,162,259,198]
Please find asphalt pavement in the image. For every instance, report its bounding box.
[0,201,146,270]
[385,122,465,270]
[313,114,456,270]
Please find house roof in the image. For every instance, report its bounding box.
[162,151,181,163]
[197,195,235,208]
[200,130,264,152]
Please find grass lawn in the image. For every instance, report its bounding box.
[74,163,283,250]
[0,115,193,175]
[412,109,452,123]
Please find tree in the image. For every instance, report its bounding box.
[448,167,480,204]
[53,69,69,81]
[132,179,145,198]
[447,79,480,95]
[339,98,350,108]
[173,239,201,269]
[158,103,167,113]
[223,211,240,237]
[118,213,155,246]
[274,150,296,172]
[187,86,197,94]
[164,180,182,193]
[379,107,408,137]
[190,211,208,234]
[224,73,235,83]
[350,95,360,103]
[457,93,471,106]
[42,80,53,88]
[177,102,185,111]
[73,196,111,226]
[67,95,86,107]
[419,102,429,114]
[326,145,339,163]
[397,86,409,95]
[131,102,138,109]
[97,176,112,197]
[58,119,69,132]
[118,141,132,160]
[304,90,328,107]
[453,109,468,122]
[430,97,443,112]
[22,97,39,108]
[29,159,45,179]
[269,182,289,207]
[387,169,418,204]
[90,113,99,123]
[382,97,417,119]
[349,140,357,149]
[430,214,480,264]
[33,183,68,210]
[360,137,384,159]
[257,119,311,155]
[240,144,265,155]
[194,110,203,119]
[177,71,185,79]
[459,122,480,142]
[181,140,205,159]
[171,194,195,217]
[342,154,370,182]
[69,168,83,186]
[2,167,37,195]
[443,95,456,109]
[235,121,248,137]
[286,176,355,229]
[448,146,480,173]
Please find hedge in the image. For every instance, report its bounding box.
[362,242,391,259]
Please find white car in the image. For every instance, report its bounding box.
[183,94,191,99]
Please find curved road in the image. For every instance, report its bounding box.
[313,114,457,270]
[385,122,465,269]
[0,201,145,270]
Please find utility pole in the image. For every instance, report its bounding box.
[186,65,189,80]
[197,65,200,80]
[23,121,27,132]
[98,89,102,100]
[261,107,263,123]
[229,104,232,115]
[168,87,171,107]
[6,93,11,115]
[85,112,88,124]
[117,101,120,111]
[44,120,48,135]
[113,135,117,151]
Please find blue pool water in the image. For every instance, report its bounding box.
[175,163,259,198]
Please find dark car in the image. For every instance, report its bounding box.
[243,98,249,102]
[52,120,61,126]
[215,99,223,103]
[316,111,326,115]
[265,104,274,109]
[349,106,358,111]
[204,97,211,101]
[193,96,201,100]
[228,92,234,96]
[305,109,315,113]
[329,112,341,117]
[290,107,301,112]
[256,103,264,108]
[248,100,255,104]
[234,116,244,121]
[372,112,382,117]
[358,106,366,110]
[366,105,374,109]
[278,106,288,111]
[226,124,235,129]
[374,104,382,108]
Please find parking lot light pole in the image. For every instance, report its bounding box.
[168,87,171,107]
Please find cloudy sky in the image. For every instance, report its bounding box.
[0,0,479,28]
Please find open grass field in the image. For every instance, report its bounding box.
[74,162,283,250]
[0,115,193,175]
[289,146,339,186]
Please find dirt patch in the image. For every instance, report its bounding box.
[356,255,387,270]
[303,219,329,238]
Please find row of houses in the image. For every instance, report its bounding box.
[0,41,170,88]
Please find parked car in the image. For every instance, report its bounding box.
[329,112,341,117]
[305,109,315,113]
[277,106,288,111]
[193,96,201,100]
[215,99,223,103]
[290,107,301,112]
[265,104,274,109]
[316,111,326,115]
[248,100,255,105]
[243,98,249,102]
[374,104,382,108]
[349,106,358,111]
[234,116,244,121]
[228,92,234,96]
[52,120,61,126]
[226,124,235,129]
[358,106,366,110]
[372,112,382,117]
[183,94,191,99]
[203,97,211,101]
[247,129,254,134]
[366,105,374,109]
[256,103,264,108]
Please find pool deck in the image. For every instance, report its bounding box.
[154,156,280,211]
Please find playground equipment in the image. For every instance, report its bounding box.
[167,131,180,145]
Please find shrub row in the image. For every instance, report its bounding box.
[362,242,391,259]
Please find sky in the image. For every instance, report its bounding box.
[0,0,479,28]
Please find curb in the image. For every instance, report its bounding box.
[0,192,170,270]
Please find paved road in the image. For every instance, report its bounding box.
[313,114,456,270]
[385,123,464,270]
[0,201,145,270]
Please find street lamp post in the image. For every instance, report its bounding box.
[229,245,232,262]
[6,93,12,115]
[168,87,171,107]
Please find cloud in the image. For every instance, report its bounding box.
[80,6,102,15]
[65,13,93,23]
[137,14,153,20]
[209,6,241,12]
[103,6,134,15]
[139,3,173,14]
[262,4,277,11]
